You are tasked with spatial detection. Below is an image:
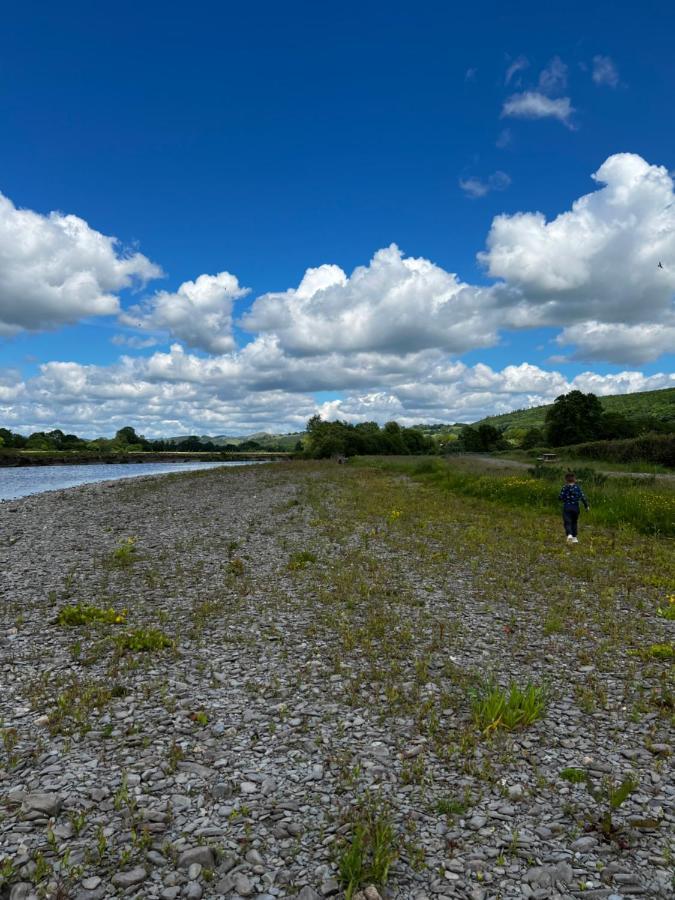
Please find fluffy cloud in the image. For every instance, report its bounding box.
[558,322,675,364]
[6,349,672,437]
[459,171,511,198]
[3,152,675,435]
[240,244,500,356]
[479,153,675,359]
[0,191,161,337]
[501,91,575,128]
[119,271,250,353]
[592,55,619,87]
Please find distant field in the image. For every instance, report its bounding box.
[354,455,675,536]
[472,386,675,434]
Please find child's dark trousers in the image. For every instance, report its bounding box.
[563,508,579,537]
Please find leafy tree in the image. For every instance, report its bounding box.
[545,391,604,447]
[25,432,55,450]
[598,412,635,440]
[460,426,483,452]
[521,427,545,449]
[477,424,504,451]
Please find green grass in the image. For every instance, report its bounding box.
[337,796,399,900]
[55,603,127,626]
[114,628,175,654]
[354,456,675,536]
[288,549,318,570]
[470,681,547,735]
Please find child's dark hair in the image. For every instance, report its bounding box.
[565,471,576,483]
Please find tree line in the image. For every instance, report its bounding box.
[0,426,287,454]
[303,416,434,457]
[458,390,674,452]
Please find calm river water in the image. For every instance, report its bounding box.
[0,461,266,502]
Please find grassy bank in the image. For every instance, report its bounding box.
[353,455,675,536]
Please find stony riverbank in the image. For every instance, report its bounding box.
[0,462,673,900]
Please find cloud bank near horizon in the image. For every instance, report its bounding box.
[0,153,674,435]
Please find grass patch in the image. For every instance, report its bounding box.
[55,603,127,627]
[107,536,138,567]
[288,549,318,570]
[560,767,587,783]
[634,642,674,660]
[470,681,546,735]
[354,455,675,536]
[657,594,675,621]
[336,795,399,900]
[114,627,175,654]
[47,681,115,735]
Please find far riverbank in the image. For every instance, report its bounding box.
[0,449,291,467]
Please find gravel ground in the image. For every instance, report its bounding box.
[0,462,672,900]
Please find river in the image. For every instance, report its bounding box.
[0,460,268,502]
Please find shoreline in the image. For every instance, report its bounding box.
[0,451,291,468]
[1,463,672,899]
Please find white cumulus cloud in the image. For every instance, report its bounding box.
[479,152,675,360]
[240,244,500,357]
[119,271,250,353]
[0,191,162,337]
[8,349,672,438]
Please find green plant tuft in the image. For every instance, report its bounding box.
[560,767,587,783]
[114,628,175,654]
[336,796,399,900]
[55,603,128,627]
[470,680,546,735]
[288,550,318,570]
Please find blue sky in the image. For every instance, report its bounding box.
[0,0,674,435]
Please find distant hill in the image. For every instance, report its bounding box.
[472,386,675,435]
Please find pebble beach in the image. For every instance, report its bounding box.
[0,462,673,900]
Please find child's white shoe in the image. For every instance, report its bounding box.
[567,534,574,542]
[572,537,579,543]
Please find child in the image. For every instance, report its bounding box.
[559,472,589,543]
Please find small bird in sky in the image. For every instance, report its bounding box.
[658,261,663,268]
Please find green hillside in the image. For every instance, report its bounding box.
[473,387,675,435]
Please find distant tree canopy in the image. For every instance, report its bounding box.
[521,426,546,449]
[459,423,507,453]
[304,416,434,458]
[0,425,293,454]
[545,391,604,446]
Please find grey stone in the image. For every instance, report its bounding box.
[161,889,181,900]
[178,847,215,869]
[22,792,63,817]
[9,885,32,900]
[570,835,598,852]
[184,882,203,899]
[111,866,147,888]
[234,873,254,896]
[187,863,202,880]
[295,888,322,900]
[81,877,102,890]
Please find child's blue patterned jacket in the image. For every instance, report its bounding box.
[559,483,589,511]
